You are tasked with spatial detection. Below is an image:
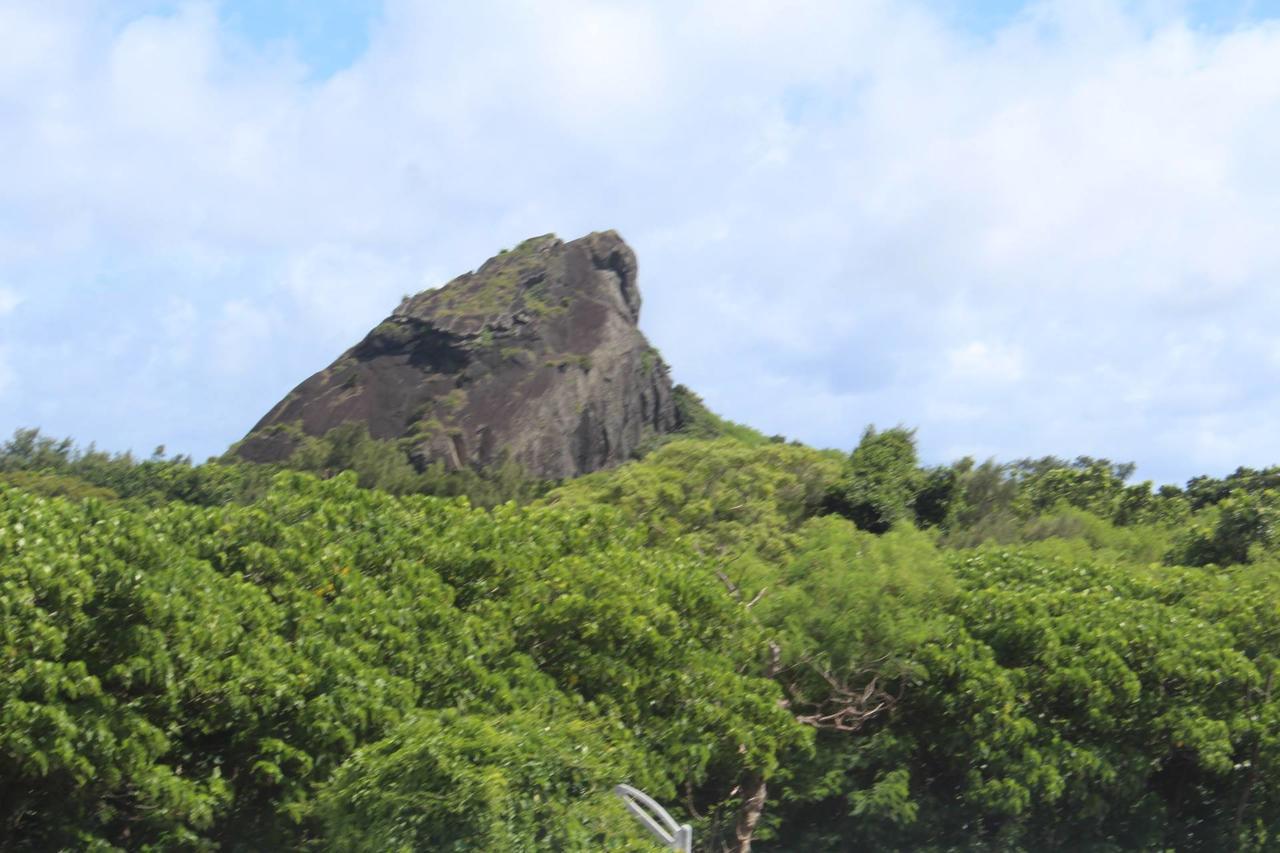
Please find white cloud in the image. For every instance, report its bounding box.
[212,299,273,376]
[156,297,198,369]
[947,342,1025,385]
[0,288,20,316]
[282,244,416,344]
[3,0,1280,481]
[0,347,12,396]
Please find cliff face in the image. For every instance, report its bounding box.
[235,231,679,479]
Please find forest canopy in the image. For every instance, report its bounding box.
[4,424,1280,850]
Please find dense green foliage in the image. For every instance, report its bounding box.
[7,423,1280,850]
[667,386,779,447]
[1,468,792,849]
[318,709,656,851]
[0,428,279,507]
[0,426,549,509]
[268,422,553,507]
[825,426,928,533]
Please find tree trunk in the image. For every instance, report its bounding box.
[733,772,768,853]
[1233,670,1275,840]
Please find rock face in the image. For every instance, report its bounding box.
[235,231,680,479]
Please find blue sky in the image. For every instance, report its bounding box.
[3,0,1280,485]
[217,0,377,78]
[208,0,1280,76]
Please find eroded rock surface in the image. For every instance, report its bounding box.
[235,231,679,479]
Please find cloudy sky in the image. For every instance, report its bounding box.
[2,0,1279,485]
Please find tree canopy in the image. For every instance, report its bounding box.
[5,425,1280,850]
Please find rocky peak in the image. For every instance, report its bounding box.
[234,231,679,479]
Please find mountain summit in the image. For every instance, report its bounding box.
[235,231,680,479]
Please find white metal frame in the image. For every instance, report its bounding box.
[614,784,693,852]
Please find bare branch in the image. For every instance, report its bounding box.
[764,641,782,679]
[684,778,704,821]
[715,569,741,601]
[784,662,901,733]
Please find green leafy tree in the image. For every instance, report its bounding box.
[12,425,1280,850]
[826,427,925,534]
[0,469,803,849]
[1169,488,1280,567]
[317,709,658,851]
